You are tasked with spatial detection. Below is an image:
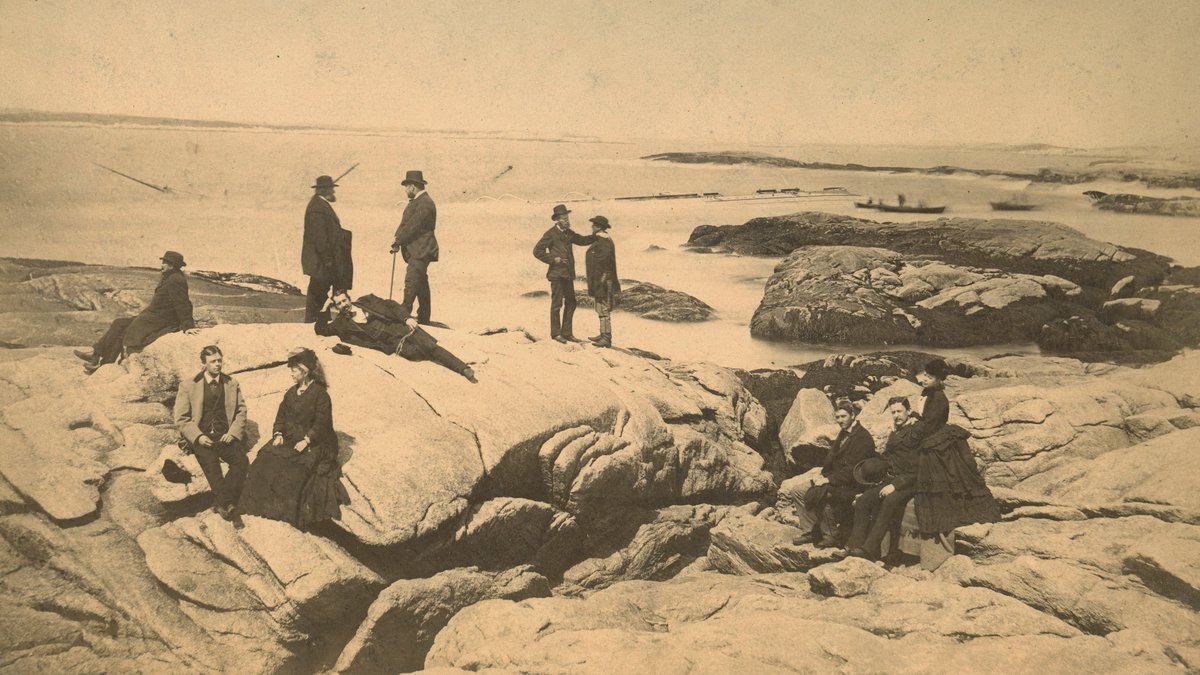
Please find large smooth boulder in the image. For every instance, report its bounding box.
[777,388,836,466]
[750,246,1086,347]
[333,566,550,675]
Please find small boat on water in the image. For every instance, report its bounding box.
[990,200,1039,211]
[877,203,946,214]
[854,200,882,209]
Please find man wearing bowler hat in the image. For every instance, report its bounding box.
[584,215,620,347]
[532,204,596,342]
[390,170,439,325]
[302,175,354,322]
[75,250,197,373]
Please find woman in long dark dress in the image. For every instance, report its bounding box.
[239,348,349,530]
[912,359,999,536]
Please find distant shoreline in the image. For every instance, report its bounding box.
[643,151,1200,191]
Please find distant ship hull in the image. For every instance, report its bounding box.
[877,204,946,214]
[990,201,1038,211]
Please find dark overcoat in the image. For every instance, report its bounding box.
[392,192,439,263]
[123,268,194,348]
[533,225,595,281]
[820,422,876,491]
[303,195,353,289]
[585,236,621,297]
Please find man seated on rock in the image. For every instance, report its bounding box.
[316,290,476,382]
[846,396,920,562]
[784,401,876,548]
[75,250,197,373]
[173,345,249,526]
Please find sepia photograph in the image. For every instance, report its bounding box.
[0,1,1198,672]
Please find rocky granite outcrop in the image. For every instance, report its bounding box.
[2,261,1199,674]
[522,277,715,322]
[749,245,1087,346]
[686,212,1168,290]
[0,257,304,348]
[1089,193,1200,217]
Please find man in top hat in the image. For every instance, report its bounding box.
[302,175,354,323]
[532,204,596,342]
[75,250,197,373]
[389,170,438,325]
[584,215,620,348]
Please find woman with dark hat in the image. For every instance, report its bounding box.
[239,348,349,530]
[911,358,1000,538]
[74,250,196,373]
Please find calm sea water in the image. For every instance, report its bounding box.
[2,125,1197,369]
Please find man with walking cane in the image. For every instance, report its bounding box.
[389,170,438,324]
[302,175,353,322]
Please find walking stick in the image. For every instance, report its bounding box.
[388,251,397,300]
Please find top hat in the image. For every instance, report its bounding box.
[924,358,951,380]
[160,250,186,268]
[853,457,891,486]
[401,170,427,187]
[551,204,571,220]
[312,175,338,189]
[589,215,612,230]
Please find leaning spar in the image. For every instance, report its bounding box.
[91,163,172,193]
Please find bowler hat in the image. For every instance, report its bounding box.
[311,175,338,189]
[589,215,611,230]
[924,358,951,380]
[160,251,186,268]
[853,457,891,486]
[551,204,571,220]
[401,170,427,187]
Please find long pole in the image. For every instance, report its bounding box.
[334,163,359,184]
[388,251,397,300]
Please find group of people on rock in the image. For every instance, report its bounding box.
[784,358,1000,564]
[73,170,624,529]
[170,343,344,529]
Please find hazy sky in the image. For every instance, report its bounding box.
[2,0,1197,147]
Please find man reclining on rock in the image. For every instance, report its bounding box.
[316,290,476,382]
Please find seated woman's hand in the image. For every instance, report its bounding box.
[294,438,310,452]
[272,433,284,447]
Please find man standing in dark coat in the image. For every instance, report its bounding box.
[302,175,353,322]
[173,345,249,525]
[584,215,620,348]
[316,290,475,382]
[74,251,196,373]
[389,170,438,325]
[532,204,595,343]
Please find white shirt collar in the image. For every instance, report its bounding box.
[204,372,220,385]
[319,194,335,204]
[412,190,427,200]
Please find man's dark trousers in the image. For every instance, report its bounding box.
[193,440,248,510]
[549,278,577,338]
[847,484,916,558]
[305,277,334,323]
[402,258,432,324]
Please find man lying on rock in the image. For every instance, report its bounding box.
[315,290,476,382]
[74,250,197,373]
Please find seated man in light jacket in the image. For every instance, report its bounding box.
[173,345,249,523]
